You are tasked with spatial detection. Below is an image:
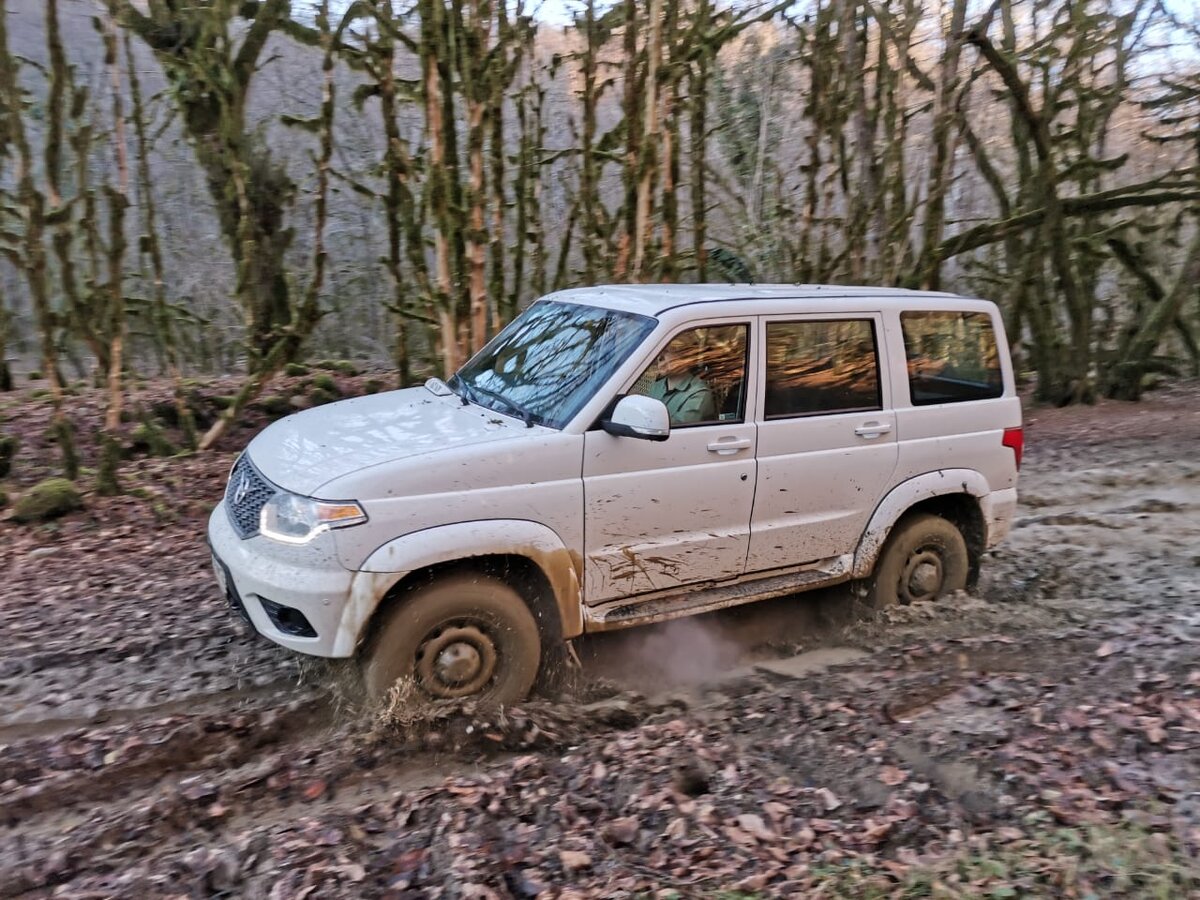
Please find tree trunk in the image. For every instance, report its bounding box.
[916,0,967,290]
[198,0,336,450]
[97,1,130,496]
[126,31,195,447]
[421,0,461,375]
[632,0,663,281]
[613,0,640,280]
[1104,227,1200,400]
[1,0,78,477]
[689,0,712,281]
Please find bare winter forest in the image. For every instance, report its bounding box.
[2,1,1200,896]
[1,0,1198,473]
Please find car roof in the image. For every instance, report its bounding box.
[542,284,981,318]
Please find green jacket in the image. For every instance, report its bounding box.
[646,374,716,425]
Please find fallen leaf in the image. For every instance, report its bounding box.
[815,788,841,811]
[559,850,592,873]
[723,825,755,847]
[603,816,639,846]
[763,800,791,821]
[792,826,816,848]
[1096,642,1117,658]
[736,813,775,842]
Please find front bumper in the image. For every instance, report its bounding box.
[207,502,356,657]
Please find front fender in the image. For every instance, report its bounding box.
[852,469,989,579]
[331,520,583,656]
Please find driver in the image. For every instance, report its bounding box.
[644,332,717,425]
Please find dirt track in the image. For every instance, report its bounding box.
[1,381,1199,896]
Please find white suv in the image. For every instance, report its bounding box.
[208,285,1021,704]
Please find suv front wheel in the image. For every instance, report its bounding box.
[865,512,969,608]
[363,573,541,705]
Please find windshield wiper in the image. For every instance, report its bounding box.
[465,381,537,428]
[446,373,473,406]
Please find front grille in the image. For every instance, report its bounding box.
[224,454,276,538]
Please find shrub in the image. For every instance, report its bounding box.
[309,387,337,406]
[257,394,292,416]
[316,359,359,376]
[312,373,338,394]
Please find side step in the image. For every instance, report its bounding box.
[584,564,850,632]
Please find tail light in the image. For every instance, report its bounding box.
[1002,426,1024,470]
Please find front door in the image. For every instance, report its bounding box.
[583,322,756,604]
[746,314,899,571]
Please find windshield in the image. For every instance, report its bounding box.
[451,300,656,430]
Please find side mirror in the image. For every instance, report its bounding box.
[602,395,670,441]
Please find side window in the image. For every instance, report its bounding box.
[764,319,881,418]
[901,311,1002,405]
[629,324,749,427]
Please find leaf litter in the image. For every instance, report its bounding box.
[1,381,1199,896]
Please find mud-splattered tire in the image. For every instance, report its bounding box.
[864,513,969,608]
[363,573,541,706]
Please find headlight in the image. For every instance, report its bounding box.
[259,492,367,544]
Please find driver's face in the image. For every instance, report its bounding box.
[657,343,692,378]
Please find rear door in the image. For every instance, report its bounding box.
[746,314,899,571]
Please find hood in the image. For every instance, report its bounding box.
[246,386,535,496]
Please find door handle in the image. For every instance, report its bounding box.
[707,436,752,454]
[854,421,892,438]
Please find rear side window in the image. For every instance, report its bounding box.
[901,311,1002,405]
[764,319,881,418]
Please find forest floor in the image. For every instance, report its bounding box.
[1,374,1199,898]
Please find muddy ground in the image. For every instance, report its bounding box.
[1,378,1199,897]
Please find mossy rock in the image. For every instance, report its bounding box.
[130,422,177,457]
[211,394,236,410]
[12,477,83,523]
[316,359,359,376]
[257,394,292,417]
[0,434,16,478]
[285,363,310,377]
[308,387,337,407]
[363,379,385,395]
[150,400,182,427]
[184,391,217,427]
[30,389,51,400]
[311,373,339,394]
[27,371,43,381]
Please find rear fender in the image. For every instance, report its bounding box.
[852,470,990,579]
[332,520,583,656]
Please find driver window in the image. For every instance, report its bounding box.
[629,324,749,427]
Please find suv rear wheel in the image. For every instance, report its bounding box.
[363,573,541,705]
[865,513,969,608]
